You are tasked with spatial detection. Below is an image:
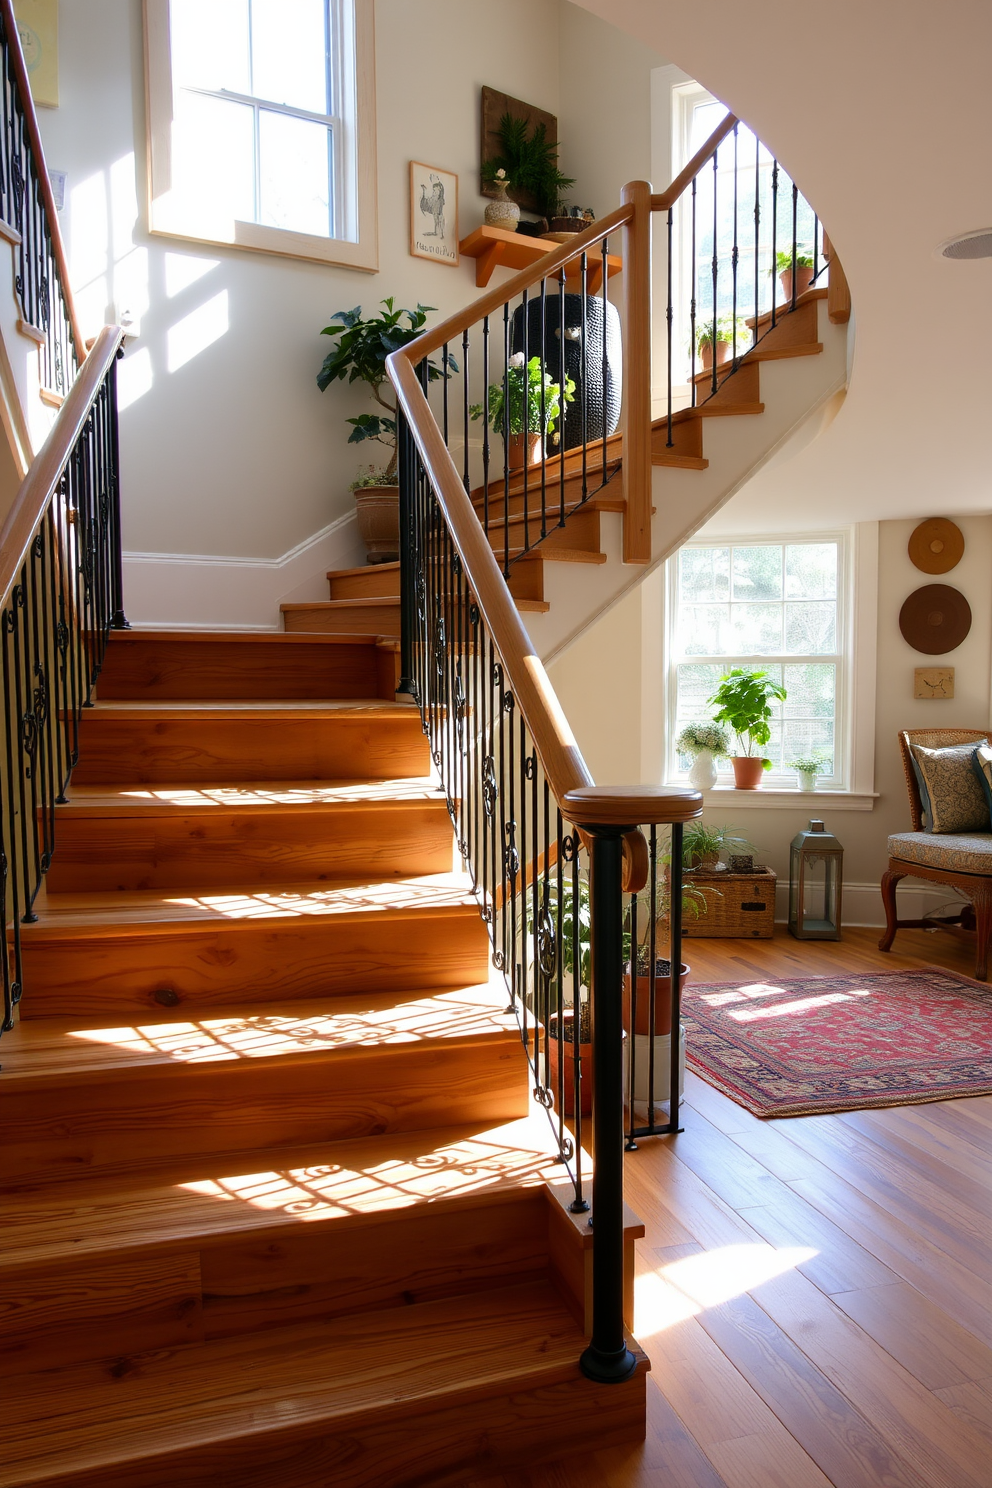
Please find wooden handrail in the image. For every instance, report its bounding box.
[388,345,699,831]
[651,112,739,214]
[0,324,123,606]
[0,0,86,359]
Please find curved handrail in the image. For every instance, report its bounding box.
[651,112,739,213]
[388,345,698,831]
[0,324,124,606]
[0,0,85,361]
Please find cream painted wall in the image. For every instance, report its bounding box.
[546,513,992,916]
[38,0,561,566]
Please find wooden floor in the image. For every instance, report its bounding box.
[465,925,992,1488]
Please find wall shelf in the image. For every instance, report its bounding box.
[458,225,622,290]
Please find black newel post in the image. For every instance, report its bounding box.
[580,822,638,1385]
[396,405,416,699]
[108,347,129,630]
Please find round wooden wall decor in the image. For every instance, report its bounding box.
[908,518,964,573]
[899,584,972,654]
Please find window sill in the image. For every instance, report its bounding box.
[667,784,879,812]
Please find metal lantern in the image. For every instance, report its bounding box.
[788,819,844,940]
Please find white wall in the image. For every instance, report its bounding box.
[39,0,562,621]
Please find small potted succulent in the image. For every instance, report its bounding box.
[695,313,752,371]
[789,754,828,792]
[470,353,574,469]
[317,299,455,563]
[707,667,787,789]
[675,722,730,790]
[775,247,815,304]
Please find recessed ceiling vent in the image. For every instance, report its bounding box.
[939,230,992,260]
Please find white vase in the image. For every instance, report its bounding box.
[799,770,817,792]
[688,749,718,790]
[627,1027,687,1122]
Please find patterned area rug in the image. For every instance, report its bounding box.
[684,967,992,1118]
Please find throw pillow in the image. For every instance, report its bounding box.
[910,741,991,834]
[972,743,992,822]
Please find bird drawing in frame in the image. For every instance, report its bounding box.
[419,173,446,239]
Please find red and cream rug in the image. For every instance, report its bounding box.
[684,967,992,1118]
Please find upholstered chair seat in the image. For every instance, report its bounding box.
[887,832,992,875]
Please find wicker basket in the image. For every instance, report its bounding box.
[682,866,777,938]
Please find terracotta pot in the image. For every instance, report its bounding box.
[547,1009,592,1116]
[622,963,689,1038]
[354,484,399,564]
[778,264,815,303]
[731,755,765,790]
[507,432,543,470]
[698,340,732,372]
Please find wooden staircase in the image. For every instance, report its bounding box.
[0,630,647,1486]
[285,289,830,644]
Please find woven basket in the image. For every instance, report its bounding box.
[682,867,777,938]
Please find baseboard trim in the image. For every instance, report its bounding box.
[122,511,365,629]
[773,879,968,928]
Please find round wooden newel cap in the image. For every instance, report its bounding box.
[908,518,964,574]
[899,584,972,654]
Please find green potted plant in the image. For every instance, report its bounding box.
[482,112,576,223]
[682,822,756,872]
[708,667,787,789]
[675,722,730,790]
[317,298,454,563]
[774,246,815,303]
[470,353,574,469]
[789,753,829,792]
[695,313,752,371]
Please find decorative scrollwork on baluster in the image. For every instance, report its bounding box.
[11,156,23,233]
[524,752,537,782]
[415,572,427,626]
[533,1084,555,1110]
[38,274,50,331]
[561,832,578,863]
[432,595,446,685]
[538,900,558,984]
[482,755,497,817]
[453,669,466,755]
[503,820,519,881]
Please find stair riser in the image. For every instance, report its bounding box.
[488,508,601,556]
[327,567,400,601]
[97,639,385,702]
[71,715,427,784]
[283,604,400,638]
[12,1366,646,1488]
[17,909,490,1019]
[0,1041,528,1186]
[0,1196,548,1374]
[45,804,455,893]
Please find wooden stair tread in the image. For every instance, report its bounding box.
[672,400,765,421]
[511,547,607,565]
[651,451,709,470]
[104,631,379,648]
[0,984,517,1085]
[80,698,416,720]
[282,597,398,612]
[22,870,480,936]
[61,776,443,815]
[1,1115,563,1271]
[514,597,551,612]
[324,563,399,582]
[0,1282,604,1484]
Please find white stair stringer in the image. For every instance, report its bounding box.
[524,297,849,664]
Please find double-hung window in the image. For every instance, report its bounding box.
[145,0,377,269]
[669,535,851,790]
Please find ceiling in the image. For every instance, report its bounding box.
[575,0,992,531]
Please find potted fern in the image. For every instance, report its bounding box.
[317,299,454,562]
[694,314,752,372]
[775,247,815,303]
[708,668,787,789]
[470,354,574,469]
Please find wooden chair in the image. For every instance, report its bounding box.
[879,728,992,980]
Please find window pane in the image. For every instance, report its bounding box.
[172,0,250,94]
[732,545,782,601]
[690,100,728,155]
[786,543,837,599]
[782,720,834,771]
[259,111,331,235]
[783,663,835,719]
[174,91,255,227]
[251,0,328,114]
[785,602,836,654]
[679,546,729,603]
[680,604,731,656]
[730,603,783,653]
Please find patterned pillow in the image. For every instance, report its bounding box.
[972,743,992,822]
[910,741,991,833]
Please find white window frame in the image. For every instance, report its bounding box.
[143,0,378,271]
[661,523,879,810]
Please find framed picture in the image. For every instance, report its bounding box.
[410,162,459,267]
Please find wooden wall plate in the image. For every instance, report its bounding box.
[908,518,964,573]
[899,584,972,654]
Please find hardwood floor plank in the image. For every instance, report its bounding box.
[737,1190,897,1296]
[832,1280,992,1390]
[933,1376,992,1449]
